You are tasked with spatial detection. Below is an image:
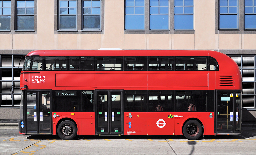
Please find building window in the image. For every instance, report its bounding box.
[174,0,193,30]
[219,0,238,29]
[0,0,11,31]
[0,55,25,107]
[150,0,169,30]
[245,0,256,29]
[230,55,256,109]
[83,0,101,31]
[59,0,77,30]
[16,0,34,30]
[125,0,145,30]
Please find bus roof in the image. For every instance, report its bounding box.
[27,50,223,57]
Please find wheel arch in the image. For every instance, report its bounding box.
[56,118,78,134]
[182,118,204,135]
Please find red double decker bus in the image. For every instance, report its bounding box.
[19,50,242,140]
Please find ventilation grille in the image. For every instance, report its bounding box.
[220,76,233,86]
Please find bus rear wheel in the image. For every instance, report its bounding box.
[183,120,203,140]
[57,120,77,140]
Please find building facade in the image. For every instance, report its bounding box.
[0,0,256,122]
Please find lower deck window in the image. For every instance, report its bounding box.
[124,90,214,112]
[52,90,93,112]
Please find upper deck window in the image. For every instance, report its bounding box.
[70,56,94,70]
[45,57,68,71]
[124,57,147,71]
[24,56,43,71]
[148,56,174,71]
[96,57,123,71]
[23,55,219,71]
[209,56,219,71]
[175,57,207,71]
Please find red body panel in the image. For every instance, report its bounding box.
[123,112,214,136]
[22,71,214,90]
[52,112,95,135]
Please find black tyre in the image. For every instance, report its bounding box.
[57,120,77,140]
[182,120,203,140]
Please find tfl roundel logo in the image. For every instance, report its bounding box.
[156,119,166,128]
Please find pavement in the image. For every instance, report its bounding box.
[1,122,256,139]
[240,123,256,138]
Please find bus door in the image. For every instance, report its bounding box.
[95,90,124,135]
[25,91,52,134]
[216,91,241,133]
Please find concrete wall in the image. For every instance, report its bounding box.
[0,0,255,52]
[0,108,19,120]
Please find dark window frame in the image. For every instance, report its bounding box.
[244,0,256,30]
[58,0,77,31]
[174,0,194,30]
[55,0,104,34]
[23,56,219,72]
[0,0,11,31]
[124,0,145,30]
[52,90,94,112]
[124,90,214,112]
[149,0,169,30]
[16,0,35,31]
[218,0,239,30]
[124,0,194,34]
[82,0,101,31]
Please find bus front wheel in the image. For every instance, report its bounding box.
[182,120,203,140]
[57,120,77,140]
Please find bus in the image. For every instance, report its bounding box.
[19,50,242,140]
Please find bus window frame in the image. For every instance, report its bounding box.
[23,56,219,72]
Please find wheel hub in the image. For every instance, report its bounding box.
[62,125,72,136]
[186,123,199,136]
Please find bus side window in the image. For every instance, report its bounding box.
[148,94,160,111]
[80,57,94,70]
[209,57,219,71]
[124,91,147,112]
[124,57,147,71]
[53,91,80,112]
[195,57,207,71]
[175,57,186,71]
[148,90,174,112]
[176,57,193,71]
[31,57,44,71]
[125,95,135,112]
[176,57,207,71]
[81,91,94,112]
[69,57,80,70]
[44,57,67,71]
[96,57,122,71]
[148,57,174,71]
[175,91,191,112]
[191,91,207,112]
[175,91,208,112]
[69,57,95,71]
